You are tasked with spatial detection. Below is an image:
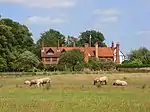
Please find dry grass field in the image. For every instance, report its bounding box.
[0,73,150,112]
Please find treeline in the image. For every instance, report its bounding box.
[0,17,107,72]
[0,17,150,72]
[118,47,150,68]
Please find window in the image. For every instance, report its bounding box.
[107,58,113,61]
[100,58,106,62]
[46,48,54,55]
[46,58,50,62]
[52,57,57,62]
[47,52,54,55]
[93,51,96,55]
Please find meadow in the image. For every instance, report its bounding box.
[0,73,150,112]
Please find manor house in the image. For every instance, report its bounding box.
[41,40,125,65]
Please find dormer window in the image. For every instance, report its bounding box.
[46,48,54,55]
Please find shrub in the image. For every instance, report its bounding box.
[15,51,40,72]
[87,57,100,71]
[45,65,57,71]
[100,61,116,71]
[58,49,85,71]
[87,57,116,71]
[118,59,150,68]
[37,61,46,71]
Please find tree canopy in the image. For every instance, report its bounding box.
[0,18,35,71]
[121,47,150,67]
[78,30,106,47]
[128,47,150,65]
[37,29,65,47]
[15,51,39,72]
[58,50,85,71]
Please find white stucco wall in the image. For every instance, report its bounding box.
[114,49,125,64]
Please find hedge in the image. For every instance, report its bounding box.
[117,64,150,68]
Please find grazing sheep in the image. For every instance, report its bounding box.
[24,79,37,87]
[113,80,127,86]
[93,76,108,85]
[24,77,51,87]
[36,77,51,87]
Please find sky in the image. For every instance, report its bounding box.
[0,0,150,54]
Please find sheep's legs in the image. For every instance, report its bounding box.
[93,80,97,85]
[105,81,107,85]
[37,82,41,87]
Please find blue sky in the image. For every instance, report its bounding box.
[0,0,150,53]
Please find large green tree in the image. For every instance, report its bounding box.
[37,29,65,47]
[58,50,85,71]
[78,30,106,47]
[15,51,39,72]
[0,18,35,71]
[1,18,35,53]
[128,47,150,65]
[122,47,150,66]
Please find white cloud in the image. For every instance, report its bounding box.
[93,8,120,16]
[93,8,120,24]
[100,16,118,23]
[24,16,68,25]
[0,0,76,8]
[136,30,150,35]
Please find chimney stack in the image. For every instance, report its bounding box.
[84,43,89,47]
[73,41,76,47]
[41,40,45,63]
[115,42,120,64]
[111,41,114,50]
[84,43,89,62]
[41,40,45,53]
[62,44,64,47]
[95,40,99,59]
[41,40,44,49]
[57,40,60,50]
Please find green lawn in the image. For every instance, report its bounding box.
[0,73,150,112]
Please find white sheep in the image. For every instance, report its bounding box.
[24,77,51,87]
[36,77,51,87]
[113,80,127,86]
[93,76,108,85]
[24,79,37,86]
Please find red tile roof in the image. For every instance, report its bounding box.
[41,47,114,58]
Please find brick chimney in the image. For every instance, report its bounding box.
[41,40,45,53]
[115,42,120,64]
[111,41,114,50]
[84,43,89,62]
[41,40,44,49]
[62,44,64,47]
[41,40,45,63]
[73,41,76,47]
[95,40,99,59]
[57,40,60,49]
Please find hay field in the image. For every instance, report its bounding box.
[0,73,150,112]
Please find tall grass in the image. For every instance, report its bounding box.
[0,73,150,112]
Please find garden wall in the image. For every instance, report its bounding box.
[117,67,150,72]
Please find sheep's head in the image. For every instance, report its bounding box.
[113,82,116,85]
[24,80,31,85]
[93,79,99,85]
